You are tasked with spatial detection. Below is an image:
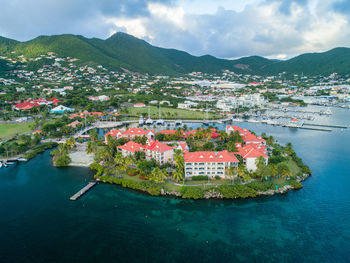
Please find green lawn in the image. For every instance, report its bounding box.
[0,122,34,140]
[122,106,220,120]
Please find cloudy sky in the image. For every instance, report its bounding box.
[0,0,349,59]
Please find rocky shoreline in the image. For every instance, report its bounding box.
[159,173,311,200]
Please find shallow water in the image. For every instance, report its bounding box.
[0,106,349,262]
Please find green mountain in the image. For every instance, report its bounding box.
[0,59,9,74]
[265,47,350,76]
[0,32,349,76]
[0,33,275,75]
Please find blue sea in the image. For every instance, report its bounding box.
[0,106,349,263]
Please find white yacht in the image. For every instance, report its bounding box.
[156,119,165,125]
[175,120,183,126]
[145,118,154,125]
[139,116,144,126]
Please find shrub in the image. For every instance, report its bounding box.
[139,175,148,180]
[289,180,303,190]
[127,168,138,176]
[23,142,58,160]
[191,176,209,181]
[215,176,221,180]
[179,187,204,199]
[218,184,257,199]
[90,163,104,177]
[146,185,162,196]
[247,181,274,192]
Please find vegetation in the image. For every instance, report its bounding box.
[179,187,204,199]
[23,142,58,160]
[217,185,258,199]
[85,125,309,199]
[0,122,34,140]
[124,106,219,120]
[50,143,72,167]
[2,33,349,76]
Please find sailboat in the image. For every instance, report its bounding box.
[203,104,209,126]
[139,115,144,126]
[145,105,153,125]
[156,103,164,125]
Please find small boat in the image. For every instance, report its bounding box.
[18,157,28,162]
[6,162,16,165]
[156,119,165,125]
[203,120,210,126]
[138,116,144,125]
[175,120,182,126]
[0,162,2,168]
[248,119,259,123]
[145,118,154,125]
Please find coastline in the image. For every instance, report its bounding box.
[98,173,310,200]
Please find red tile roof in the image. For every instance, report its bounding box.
[105,129,123,137]
[14,101,39,110]
[236,145,268,159]
[122,128,154,137]
[184,150,239,163]
[134,103,146,107]
[242,133,266,143]
[117,140,174,153]
[177,142,189,153]
[117,141,143,152]
[143,140,175,153]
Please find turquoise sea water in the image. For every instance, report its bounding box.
[0,106,349,263]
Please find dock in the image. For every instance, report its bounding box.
[70,181,97,201]
[303,123,348,129]
[299,127,332,132]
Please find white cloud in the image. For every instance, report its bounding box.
[147,2,186,30]
[106,17,148,38]
[1,0,350,59]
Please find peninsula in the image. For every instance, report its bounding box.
[80,124,311,200]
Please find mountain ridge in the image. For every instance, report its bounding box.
[0,32,349,76]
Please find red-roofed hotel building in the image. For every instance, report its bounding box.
[117,139,174,165]
[184,150,239,178]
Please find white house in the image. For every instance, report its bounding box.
[50,105,75,114]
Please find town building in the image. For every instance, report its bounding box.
[105,128,155,141]
[117,139,175,165]
[184,151,239,178]
[133,103,146,108]
[235,143,268,171]
[50,105,74,114]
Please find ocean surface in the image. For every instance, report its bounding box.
[0,106,349,263]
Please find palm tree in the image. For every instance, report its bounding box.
[86,141,97,154]
[225,166,236,184]
[173,150,185,182]
[114,152,124,166]
[172,170,183,182]
[270,164,278,178]
[255,156,266,170]
[89,129,98,142]
[150,168,167,183]
[219,131,228,142]
[277,163,291,179]
[237,164,247,182]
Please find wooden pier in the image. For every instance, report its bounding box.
[70,181,97,201]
